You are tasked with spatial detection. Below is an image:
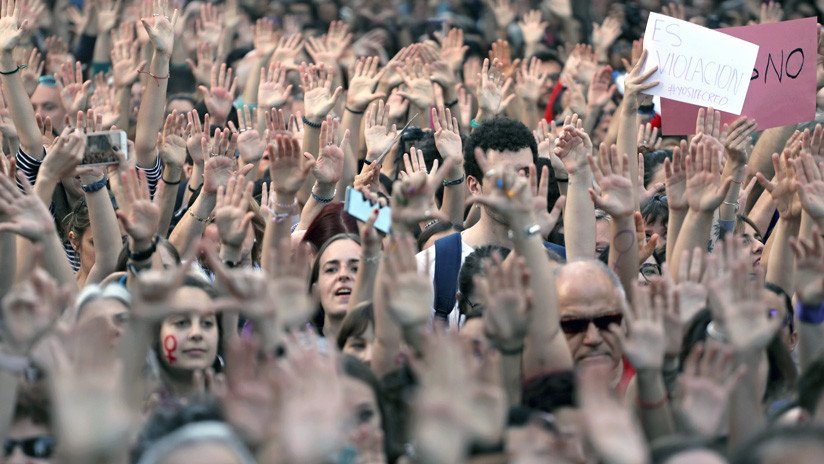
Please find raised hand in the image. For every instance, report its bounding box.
[577,360,649,464]
[56,60,91,114]
[305,20,351,67]
[194,2,223,48]
[197,63,237,124]
[432,105,462,165]
[396,58,435,110]
[756,150,802,219]
[158,111,187,172]
[530,165,565,237]
[19,46,43,95]
[201,128,238,194]
[346,56,386,113]
[232,105,265,165]
[614,282,667,370]
[185,42,218,86]
[95,0,120,32]
[0,171,55,242]
[383,234,433,328]
[267,133,314,195]
[130,252,197,321]
[475,252,531,352]
[488,39,519,80]
[664,140,688,212]
[722,116,757,167]
[791,230,824,305]
[675,247,709,322]
[309,116,346,186]
[41,127,85,182]
[110,24,143,89]
[677,341,746,437]
[661,2,686,20]
[706,237,782,352]
[116,167,161,246]
[363,99,397,162]
[213,173,254,249]
[0,0,27,52]
[515,57,548,103]
[185,109,207,166]
[790,151,824,223]
[517,10,547,46]
[685,139,732,213]
[587,65,616,109]
[258,61,293,109]
[466,151,534,227]
[1,251,68,354]
[271,34,304,71]
[476,58,514,117]
[438,28,468,72]
[553,116,592,176]
[391,158,451,229]
[759,0,783,24]
[587,143,634,218]
[592,16,622,55]
[300,62,343,123]
[140,0,179,54]
[622,49,659,107]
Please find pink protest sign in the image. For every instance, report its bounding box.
[660,17,817,135]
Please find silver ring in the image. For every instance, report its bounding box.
[424,209,432,217]
[209,152,219,157]
[485,169,496,177]
[642,140,649,144]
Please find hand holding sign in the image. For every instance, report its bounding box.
[642,13,759,115]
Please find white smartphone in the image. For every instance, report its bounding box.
[81,130,128,166]
[344,186,391,235]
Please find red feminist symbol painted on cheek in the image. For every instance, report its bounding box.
[163,335,178,364]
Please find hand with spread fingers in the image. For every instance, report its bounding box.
[587,143,635,218]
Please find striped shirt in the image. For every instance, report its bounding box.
[16,147,163,272]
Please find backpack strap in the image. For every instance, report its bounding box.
[433,232,463,324]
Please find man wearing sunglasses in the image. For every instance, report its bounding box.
[3,395,57,464]
[556,260,628,387]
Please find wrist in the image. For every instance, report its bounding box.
[219,244,243,262]
[273,192,296,207]
[312,181,336,198]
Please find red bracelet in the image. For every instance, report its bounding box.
[138,67,170,86]
[636,392,669,410]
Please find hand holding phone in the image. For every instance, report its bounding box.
[344,186,391,235]
[81,130,128,166]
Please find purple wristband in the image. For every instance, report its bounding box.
[797,300,824,325]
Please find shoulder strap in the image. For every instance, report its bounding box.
[433,233,463,324]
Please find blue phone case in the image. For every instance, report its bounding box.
[343,187,392,234]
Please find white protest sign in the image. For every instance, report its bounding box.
[642,13,759,115]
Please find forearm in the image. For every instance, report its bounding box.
[500,354,522,407]
[348,248,380,313]
[83,186,123,285]
[339,111,362,196]
[665,209,686,272]
[440,168,466,226]
[764,218,799,293]
[669,210,713,282]
[747,189,777,237]
[514,222,573,377]
[261,192,296,274]
[0,52,44,157]
[15,232,75,287]
[634,370,675,441]
[728,350,766,450]
[372,273,402,378]
[719,164,745,223]
[0,232,15,297]
[243,56,267,106]
[114,87,131,134]
[582,104,603,135]
[120,320,152,410]
[617,106,641,210]
[134,52,170,167]
[299,126,321,205]
[608,214,638,300]
[563,171,596,260]
[0,370,18,440]
[746,125,795,213]
[168,191,216,255]
[156,175,181,238]
[92,31,112,64]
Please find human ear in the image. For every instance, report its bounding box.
[466,175,482,196]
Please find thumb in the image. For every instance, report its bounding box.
[197,85,209,98]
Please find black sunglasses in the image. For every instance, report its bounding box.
[560,313,623,335]
[4,436,55,459]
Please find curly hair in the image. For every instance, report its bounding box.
[463,117,537,184]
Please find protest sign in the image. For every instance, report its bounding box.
[642,13,759,115]
[660,17,817,135]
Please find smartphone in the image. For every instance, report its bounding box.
[344,186,391,235]
[82,130,128,166]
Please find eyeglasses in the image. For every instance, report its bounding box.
[3,436,55,459]
[560,313,623,335]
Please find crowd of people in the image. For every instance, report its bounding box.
[0,0,823,462]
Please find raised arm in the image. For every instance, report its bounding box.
[554,115,596,260]
[133,0,178,168]
[0,0,42,157]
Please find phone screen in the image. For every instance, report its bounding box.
[343,187,391,235]
[82,130,128,166]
